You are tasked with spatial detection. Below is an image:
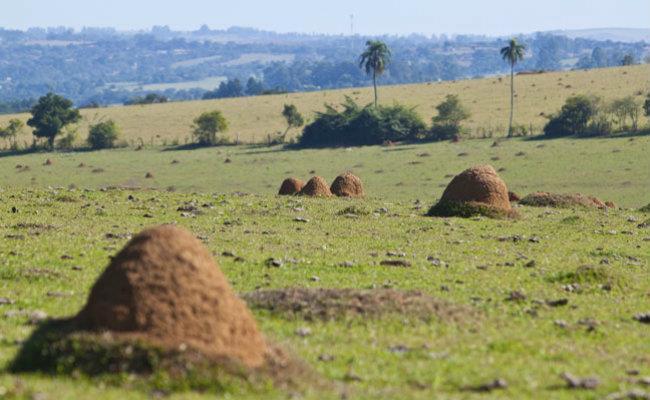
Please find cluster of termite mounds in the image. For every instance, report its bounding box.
[10,225,314,391]
[428,164,615,219]
[279,172,365,198]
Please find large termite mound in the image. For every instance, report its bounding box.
[330,172,365,198]
[428,165,515,218]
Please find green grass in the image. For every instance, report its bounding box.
[0,135,648,207]
[0,183,648,399]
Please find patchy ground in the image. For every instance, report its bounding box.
[0,187,648,399]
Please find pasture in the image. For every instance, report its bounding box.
[0,132,648,399]
[0,64,649,146]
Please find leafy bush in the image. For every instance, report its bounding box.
[87,120,120,149]
[281,104,304,141]
[427,95,470,141]
[298,97,426,147]
[543,95,598,137]
[643,93,650,117]
[124,93,168,105]
[192,111,229,146]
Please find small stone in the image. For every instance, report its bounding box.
[507,290,526,302]
[295,327,312,337]
[293,217,309,223]
[0,298,14,305]
[266,258,283,268]
[560,372,599,389]
[380,260,412,268]
[633,313,650,324]
[546,298,569,307]
[28,310,48,324]
[318,354,335,362]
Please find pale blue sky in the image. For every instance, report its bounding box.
[2,0,648,36]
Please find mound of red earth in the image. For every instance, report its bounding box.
[278,177,304,196]
[428,165,515,218]
[520,192,615,209]
[72,225,267,368]
[330,172,365,198]
[299,176,332,197]
[10,225,320,393]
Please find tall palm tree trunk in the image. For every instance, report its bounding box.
[508,63,514,137]
[373,70,378,108]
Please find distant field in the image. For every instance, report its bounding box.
[0,135,648,208]
[1,64,649,146]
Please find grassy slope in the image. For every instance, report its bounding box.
[0,64,649,145]
[0,188,648,399]
[0,135,648,207]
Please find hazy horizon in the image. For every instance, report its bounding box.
[1,0,648,37]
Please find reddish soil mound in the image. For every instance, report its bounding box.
[429,165,513,217]
[330,172,365,198]
[299,176,332,197]
[520,192,613,209]
[278,177,304,196]
[75,225,267,368]
[508,191,521,202]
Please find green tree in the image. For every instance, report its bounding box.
[429,95,471,141]
[621,54,635,66]
[281,104,304,141]
[500,38,526,137]
[87,120,120,149]
[544,95,598,137]
[612,96,640,131]
[0,118,24,146]
[192,111,229,146]
[359,40,391,108]
[27,93,81,149]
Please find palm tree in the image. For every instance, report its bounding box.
[500,38,526,137]
[359,40,391,107]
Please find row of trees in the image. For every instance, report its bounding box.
[543,93,650,137]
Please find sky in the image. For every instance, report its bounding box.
[1,0,648,36]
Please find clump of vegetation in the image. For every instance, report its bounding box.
[427,200,517,219]
[549,264,625,287]
[125,93,168,105]
[192,111,229,146]
[544,94,644,137]
[427,94,470,141]
[203,79,244,100]
[543,95,598,137]
[639,203,650,213]
[0,118,24,148]
[298,97,426,147]
[280,104,304,142]
[27,93,81,149]
[87,120,120,149]
[643,93,650,118]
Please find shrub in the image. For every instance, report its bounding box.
[280,104,304,141]
[543,95,598,137]
[87,120,120,149]
[643,93,650,117]
[610,96,641,131]
[298,97,426,147]
[192,111,229,146]
[57,128,78,151]
[426,95,470,141]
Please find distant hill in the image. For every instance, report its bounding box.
[552,28,650,43]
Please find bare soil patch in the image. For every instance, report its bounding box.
[242,288,475,323]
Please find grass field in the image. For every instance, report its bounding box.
[0,64,649,399]
[0,135,648,207]
[1,64,649,146]
[0,185,648,399]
